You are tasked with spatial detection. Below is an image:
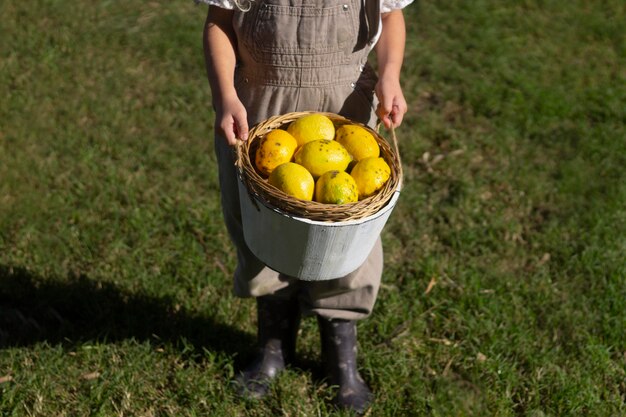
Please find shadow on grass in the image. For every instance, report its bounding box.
[0,265,254,359]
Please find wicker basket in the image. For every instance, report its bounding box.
[235,111,402,222]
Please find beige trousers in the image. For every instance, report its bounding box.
[214,0,384,320]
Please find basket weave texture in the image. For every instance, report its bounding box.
[236,111,402,222]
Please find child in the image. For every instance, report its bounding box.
[199,0,410,413]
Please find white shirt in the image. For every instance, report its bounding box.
[196,0,412,45]
[196,0,412,15]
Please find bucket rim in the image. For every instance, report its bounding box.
[239,174,401,227]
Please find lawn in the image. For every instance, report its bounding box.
[1,0,624,415]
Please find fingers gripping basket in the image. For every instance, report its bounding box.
[235,111,403,281]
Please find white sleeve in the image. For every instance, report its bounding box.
[194,0,236,10]
[381,0,414,14]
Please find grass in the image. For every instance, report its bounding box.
[1,0,625,415]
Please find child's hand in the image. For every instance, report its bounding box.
[203,6,247,146]
[216,95,249,146]
[374,9,407,130]
[375,75,408,129]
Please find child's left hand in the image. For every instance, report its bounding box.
[375,75,408,129]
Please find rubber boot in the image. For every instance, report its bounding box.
[318,317,373,414]
[234,295,300,399]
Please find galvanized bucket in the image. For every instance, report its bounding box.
[238,177,400,281]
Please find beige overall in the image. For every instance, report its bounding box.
[214,0,384,320]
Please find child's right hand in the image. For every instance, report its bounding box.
[203,6,247,146]
[216,95,249,146]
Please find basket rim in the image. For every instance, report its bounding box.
[235,111,403,222]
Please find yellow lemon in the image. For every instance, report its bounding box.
[314,170,359,204]
[294,139,352,178]
[255,129,298,177]
[350,157,391,199]
[287,113,335,147]
[268,162,315,201]
[335,124,380,161]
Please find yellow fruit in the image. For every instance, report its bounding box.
[255,129,298,176]
[314,170,359,204]
[335,124,380,161]
[268,162,315,201]
[287,114,335,147]
[294,139,352,178]
[350,157,391,199]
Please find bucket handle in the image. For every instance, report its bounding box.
[376,122,404,192]
[234,147,262,212]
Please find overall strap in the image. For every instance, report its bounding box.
[364,0,380,46]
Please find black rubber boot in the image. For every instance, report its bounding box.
[234,296,300,399]
[318,317,373,414]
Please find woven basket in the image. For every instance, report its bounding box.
[235,111,402,222]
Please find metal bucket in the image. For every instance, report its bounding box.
[238,177,400,281]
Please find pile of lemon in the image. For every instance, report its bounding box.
[254,113,391,205]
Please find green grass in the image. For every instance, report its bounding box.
[1,0,625,415]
